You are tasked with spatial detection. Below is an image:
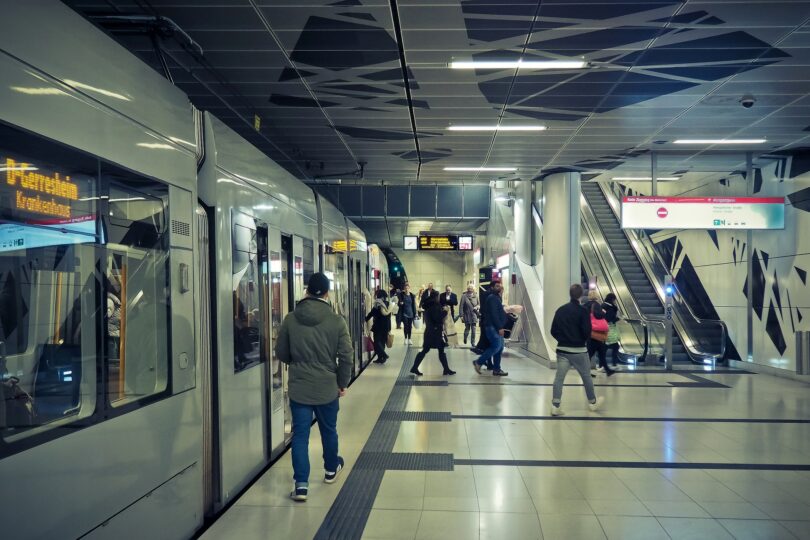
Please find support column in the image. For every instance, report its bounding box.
[514,180,533,266]
[542,172,581,341]
[746,152,754,362]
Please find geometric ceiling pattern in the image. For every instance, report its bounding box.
[67,1,810,185]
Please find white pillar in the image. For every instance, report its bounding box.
[542,172,581,338]
[513,180,533,265]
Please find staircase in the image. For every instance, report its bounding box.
[581,182,692,364]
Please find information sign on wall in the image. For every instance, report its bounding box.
[621,196,785,230]
[406,234,474,251]
[403,235,418,250]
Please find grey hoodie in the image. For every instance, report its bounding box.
[275,297,354,405]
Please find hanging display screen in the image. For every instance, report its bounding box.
[416,235,474,251]
[621,196,785,230]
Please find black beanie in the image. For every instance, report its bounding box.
[307,272,331,296]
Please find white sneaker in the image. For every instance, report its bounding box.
[551,405,565,416]
[590,369,598,378]
[598,367,606,373]
[588,396,605,412]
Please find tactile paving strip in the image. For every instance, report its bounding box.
[315,350,420,540]
[378,410,452,422]
[354,452,454,471]
[395,379,449,387]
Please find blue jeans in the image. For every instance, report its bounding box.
[290,398,340,485]
[475,326,504,371]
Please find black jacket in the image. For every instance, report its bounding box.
[421,300,447,349]
[365,301,391,334]
[602,302,620,324]
[584,300,606,321]
[439,292,458,318]
[420,289,434,309]
[483,293,507,330]
[550,300,592,350]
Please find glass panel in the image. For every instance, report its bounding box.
[302,237,314,290]
[293,255,304,303]
[104,179,170,406]
[0,122,99,437]
[232,214,264,372]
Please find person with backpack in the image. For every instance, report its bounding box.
[471,280,508,376]
[584,290,615,376]
[409,290,456,376]
[602,293,624,369]
[365,290,392,364]
[549,284,605,416]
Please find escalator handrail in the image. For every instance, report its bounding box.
[601,182,728,360]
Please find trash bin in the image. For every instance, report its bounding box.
[797,332,810,375]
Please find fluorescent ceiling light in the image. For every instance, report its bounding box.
[612,177,680,181]
[447,125,547,132]
[444,167,517,172]
[137,142,175,150]
[10,86,65,96]
[673,139,767,144]
[450,60,587,70]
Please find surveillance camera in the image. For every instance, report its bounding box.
[740,95,756,109]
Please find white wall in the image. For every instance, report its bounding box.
[394,250,472,292]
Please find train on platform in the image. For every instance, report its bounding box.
[0,3,387,538]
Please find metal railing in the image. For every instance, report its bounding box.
[601,182,727,362]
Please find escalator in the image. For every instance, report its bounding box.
[580,182,703,364]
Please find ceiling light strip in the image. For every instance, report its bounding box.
[450,60,587,70]
[447,125,547,132]
[612,177,680,181]
[444,167,517,172]
[673,139,767,144]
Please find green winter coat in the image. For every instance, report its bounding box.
[275,297,354,405]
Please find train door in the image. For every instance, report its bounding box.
[353,259,364,371]
[280,234,295,442]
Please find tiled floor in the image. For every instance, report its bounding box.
[203,327,810,540]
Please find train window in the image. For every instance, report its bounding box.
[232,212,266,372]
[302,237,314,288]
[103,178,170,407]
[269,250,284,410]
[0,122,100,439]
[293,255,304,303]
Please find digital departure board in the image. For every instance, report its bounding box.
[416,235,474,251]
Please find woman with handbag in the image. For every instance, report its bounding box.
[409,291,455,376]
[584,290,615,376]
[602,293,623,369]
[365,290,392,364]
[398,284,417,345]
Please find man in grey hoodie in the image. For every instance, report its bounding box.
[276,272,354,502]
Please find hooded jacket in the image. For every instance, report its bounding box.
[275,296,354,405]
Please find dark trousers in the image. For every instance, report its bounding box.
[463,322,476,344]
[396,311,403,329]
[588,339,612,372]
[411,343,450,372]
[403,317,413,339]
[606,342,621,366]
[373,330,389,362]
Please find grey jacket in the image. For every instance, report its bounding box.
[460,292,479,324]
[275,297,354,405]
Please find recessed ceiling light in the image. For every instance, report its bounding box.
[612,177,680,181]
[450,60,587,70]
[673,139,767,144]
[447,125,547,132]
[444,167,517,172]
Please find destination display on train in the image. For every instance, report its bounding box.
[1,155,98,250]
[621,196,785,230]
[410,234,474,251]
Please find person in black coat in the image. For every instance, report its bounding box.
[365,290,392,364]
[584,290,614,376]
[410,291,455,376]
[602,293,623,368]
[439,284,459,321]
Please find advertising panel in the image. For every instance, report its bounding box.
[621,196,785,230]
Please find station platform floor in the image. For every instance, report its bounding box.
[201,329,810,540]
